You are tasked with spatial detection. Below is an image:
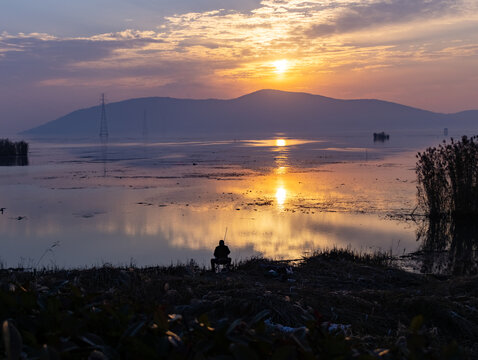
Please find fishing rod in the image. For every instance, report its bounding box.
[223,227,228,242]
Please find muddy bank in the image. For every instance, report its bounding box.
[1,251,476,359]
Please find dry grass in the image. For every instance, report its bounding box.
[1,250,476,358]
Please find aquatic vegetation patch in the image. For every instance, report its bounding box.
[416,136,478,275]
[0,139,29,166]
[0,139,28,157]
[416,135,478,219]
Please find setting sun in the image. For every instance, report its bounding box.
[1,0,477,354]
[272,60,289,74]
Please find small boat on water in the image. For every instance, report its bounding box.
[373,132,390,142]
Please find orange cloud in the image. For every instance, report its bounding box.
[0,0,477,132]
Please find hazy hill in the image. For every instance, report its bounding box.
[448,110,478,128]
[23,89,477,136]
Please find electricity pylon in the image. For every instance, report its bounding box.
[99,93,109,139]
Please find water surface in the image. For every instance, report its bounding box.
[0,131,449,268]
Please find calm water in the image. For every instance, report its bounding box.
[0,131,450,268]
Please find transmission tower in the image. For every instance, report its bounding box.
[99,93,109,139]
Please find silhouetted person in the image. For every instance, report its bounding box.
[0,208,5,214]
[211,240,231,272]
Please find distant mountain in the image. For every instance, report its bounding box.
[22,89,477,136]
[447,110,478,128]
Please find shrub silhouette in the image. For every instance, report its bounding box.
[416,135,478,219]
[0,139,29,157]
[0,139,29,165]
[416,136,478,275]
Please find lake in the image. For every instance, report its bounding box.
[0,130,451,268]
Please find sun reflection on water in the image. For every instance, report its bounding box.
[244,139,317,147]
[276,139,286,147]
[276,166,287,175]
[0,136,422,267]
[275,186,287,207]
[273,138,290,209]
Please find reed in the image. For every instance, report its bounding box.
[416,136,478,275]
[416,135,478,219]
[0,138,29,157]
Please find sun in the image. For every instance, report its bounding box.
[276,139,286,147]
[272,59,289,74]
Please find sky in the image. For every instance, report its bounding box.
[1,0,478,133]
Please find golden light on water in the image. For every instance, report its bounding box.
[272,60,289,75]
[275,138,288,209]
[276,139,286,147]
[73,143,419,262]
[245,139,316,147]
[275,186,287,206]
[276,166,287,175]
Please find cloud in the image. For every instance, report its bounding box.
[1,0,474,83]
[0,0,477,132]
[305,0,458,37]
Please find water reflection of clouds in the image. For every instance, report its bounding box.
[0,136,426,267]
[1,180,414,264]
[94,206,415,260]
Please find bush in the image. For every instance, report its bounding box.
[0,139,29,157]
[416,135,478,219]
[416,136,478,275]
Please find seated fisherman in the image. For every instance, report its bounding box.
[211,240,231,271]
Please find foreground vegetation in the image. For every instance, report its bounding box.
[416,135,478,218]
[0,139,28,157]
[0,139,29,166]
[416,136,478,275]
[1,250,475,359]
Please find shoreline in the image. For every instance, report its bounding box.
[1,250,476,358]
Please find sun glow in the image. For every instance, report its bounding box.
[276,139,286,147]
[276,166,287,175]
[275,186,287,206]
[273,60,289,74]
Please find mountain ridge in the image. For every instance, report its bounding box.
[23,89,477,136]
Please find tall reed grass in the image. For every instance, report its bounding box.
[0,139,28,157]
